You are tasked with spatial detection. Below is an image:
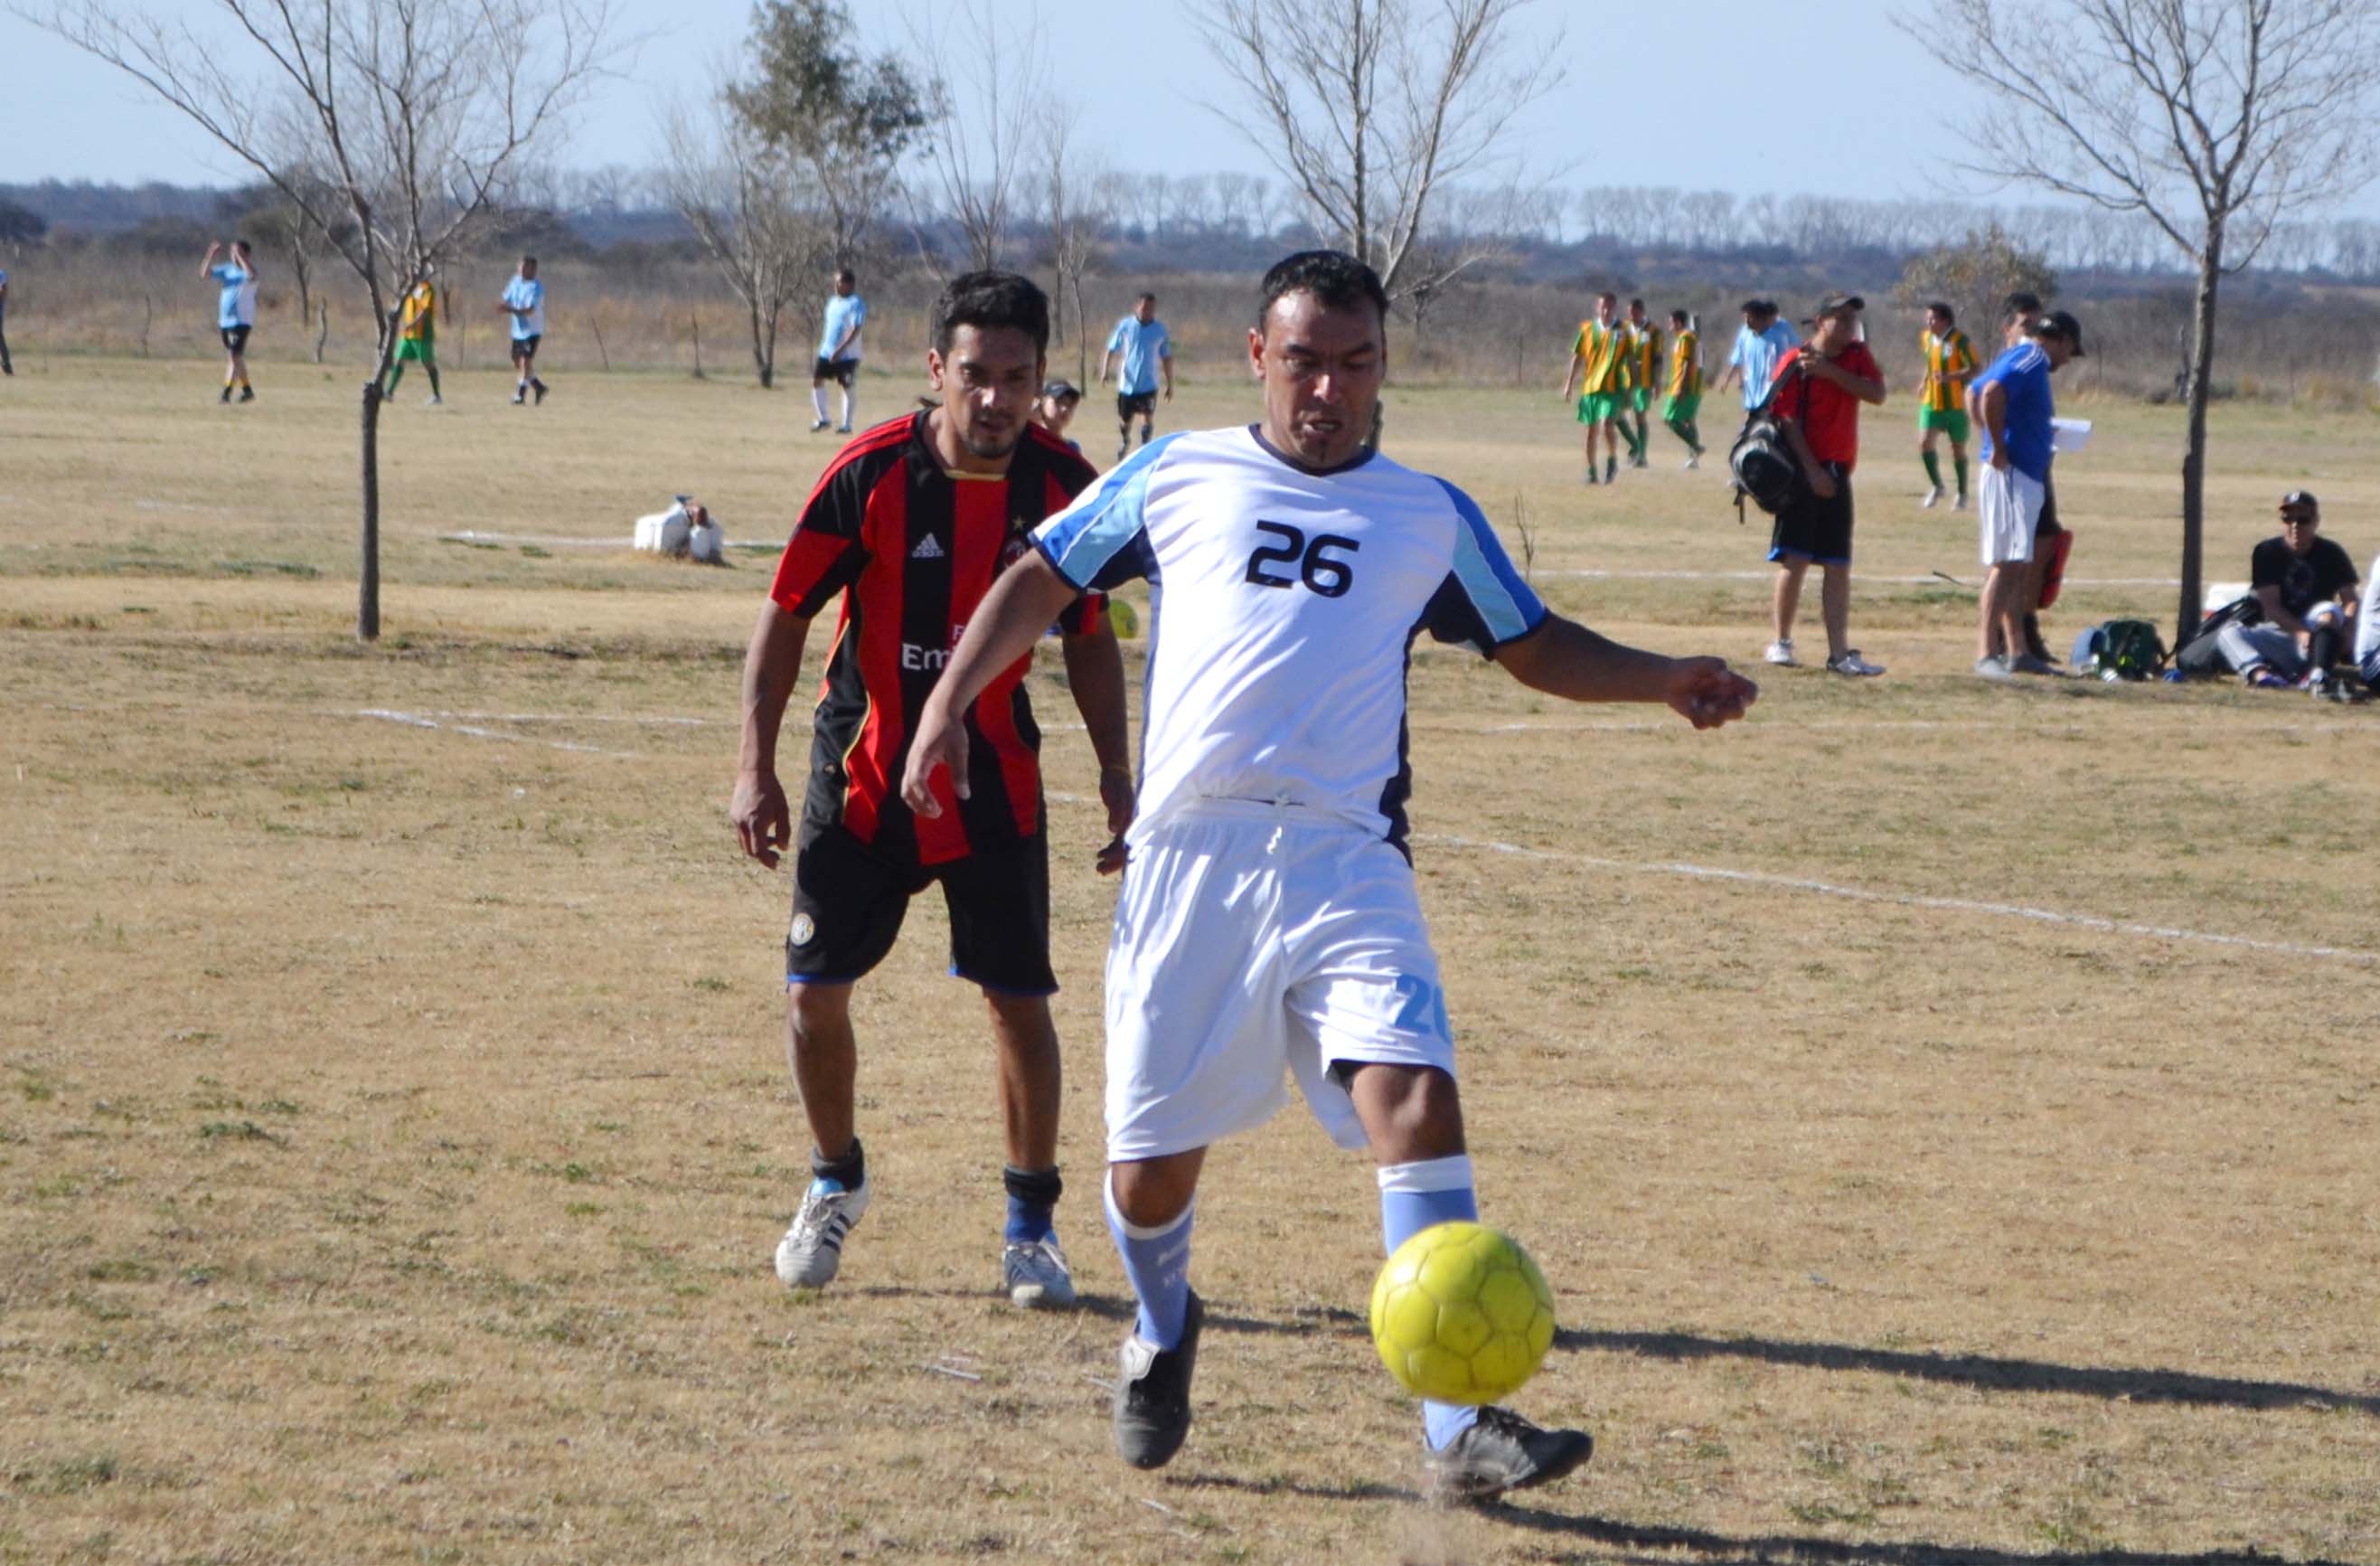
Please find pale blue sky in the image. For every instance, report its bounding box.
[6,0,2377,222]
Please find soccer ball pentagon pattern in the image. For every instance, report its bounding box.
[1369,1221,1557,1404]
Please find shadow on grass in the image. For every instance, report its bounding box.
[1171,1470,1417,1505]
[1558,1327,2380,1415]
[1489,1506,2360,1566]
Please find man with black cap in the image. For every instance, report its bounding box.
[2217,491,2360,695]
[1763,293,1886,676]
[1969,310,2084,679]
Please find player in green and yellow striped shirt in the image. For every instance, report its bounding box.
[1620,298,1663,469]
[1560,291,1629,485]
[1661,309,1705,467]
[1917,301,1978,510]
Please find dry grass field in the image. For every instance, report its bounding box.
[4,353,2378,1566]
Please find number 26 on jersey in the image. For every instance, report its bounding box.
[1244,521,1359,599]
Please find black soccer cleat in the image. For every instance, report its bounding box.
[1427,1406,1594,1504]
[1113,1291,1201,1469]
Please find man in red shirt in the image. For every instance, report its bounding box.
[729,270,1134,1310]
[1763,293,1889,677]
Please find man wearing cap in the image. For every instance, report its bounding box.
[2217,492,2360,695]
[1996,292,2067,664]
[1763,294,1886,676]
[1969,311,2084,679]
[1035,379,1084,451]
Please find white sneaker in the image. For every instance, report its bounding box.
[1921,486,1943,509]
[425,394,443,406]
[1827,649,1886,677]
[1975,654,2016,681]
[1683,453,1700,470]
[775,1175,871,1289]
[1763,639,1798,666]
[1952,492,1970,512]
[1002,1234,1078,1309]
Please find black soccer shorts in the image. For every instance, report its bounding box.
[219,325,252,354]
[813,356,858,387]
[785,817,1057,995]
[1116,391,1157,420]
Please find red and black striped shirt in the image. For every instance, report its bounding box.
[769,410,1104,867]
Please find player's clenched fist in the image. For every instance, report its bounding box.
[900,701,971,819]
[1663,657,1758,731]
[729,769,792,867]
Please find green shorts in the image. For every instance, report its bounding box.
[1576,391,1622,425]
[393,337,436,364]
[1917,406,1968,441]
[1629,387,1652,413]
[1663,392,1701,423]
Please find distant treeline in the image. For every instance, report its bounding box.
[12,174,2380,287]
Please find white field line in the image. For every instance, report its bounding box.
[1418,831,2379,967]
[349,707,643,759]
[1533,568,2181,587]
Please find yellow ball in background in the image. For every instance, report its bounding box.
[1106,598,1141,638]
[1369,1221,1556,1404]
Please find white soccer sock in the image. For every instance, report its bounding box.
[812,386,829,422]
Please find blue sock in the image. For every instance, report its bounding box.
[1105,1172,1194,1349]
[1380,1155,1482,1451]
[1003,1164,1060,1244]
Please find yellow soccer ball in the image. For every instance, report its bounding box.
[1369,1221,1557,1404]
[1105,597,1141,637]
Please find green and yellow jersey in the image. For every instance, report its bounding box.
[1667,328,1702,398]
[1919,328,1977,413]
[399,281,437,343]
[1571,318,1627,394]
[1624,322,1663,392]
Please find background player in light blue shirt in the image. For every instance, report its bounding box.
[903,248,1757,1502]
[202,239,258,403]
[1713,298,1800,410]
[499,255,549,406]
[1100,292,1172,459]
[811,268,865,434]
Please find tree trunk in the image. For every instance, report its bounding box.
[750,296,770,388]
[2176,235,2223,649]
[358,381,381,642]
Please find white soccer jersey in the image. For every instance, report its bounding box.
[1033,424,1546,848]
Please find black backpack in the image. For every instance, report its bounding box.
[2171,594,2263,678]
[1728,359,1809,519]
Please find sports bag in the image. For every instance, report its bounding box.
[2071,618,2167,680]
[2171,594,2262,678]
[1728,358,1810,519]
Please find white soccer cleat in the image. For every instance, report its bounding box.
[1002,1234,1078,1309]
[1827,649,1886,677]
[1952,492,1970,512]
[775,1175,871,1289]
[1921,485,1943,509]
[1683,453,1700,470]
[1763,638,1797,666]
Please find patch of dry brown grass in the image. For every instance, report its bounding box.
[3,361,2377,1564]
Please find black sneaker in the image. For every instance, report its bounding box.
[532,380,548,406]
[238,386,255,403]
[1427,1406,1594,1503]
[219,386,233,403]
[1113,1291,1201,1469]
[810,419,830,433]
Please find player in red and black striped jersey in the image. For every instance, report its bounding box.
[731,271,1134,1309]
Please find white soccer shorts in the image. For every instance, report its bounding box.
[1102,801,1460,1163]
[1977,464,2045,566]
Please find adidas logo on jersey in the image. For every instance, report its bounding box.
[910,533,945,560]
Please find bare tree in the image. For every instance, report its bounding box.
[1905,0,2380,645]
[1194,0,1561,297]
[908,0,1046,272]
[33,0,616,641]
[663,99,816,389]
[1039,102,1110,384]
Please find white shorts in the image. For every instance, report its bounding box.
[1978,464,2045,566]
[1102,801,1458,1163]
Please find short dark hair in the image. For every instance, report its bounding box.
[932,269,1051,356]
[1256,250,1388,333]
[1669,308,1689,326]
[1629,297,1645,310]
[1925,300,1954,323]
[1596,290,1618,305]
[1136,291,1156,306]
[835,268,856,287]
[1740,298,1762,314]
[522,253,538,267]
[233,237,253,253]
[2001,290,2042,322]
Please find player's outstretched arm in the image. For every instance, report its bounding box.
[902,552,1087,819]
[1058,620,1135,872]
[1493,615,1757,731]
[729,602,813,868]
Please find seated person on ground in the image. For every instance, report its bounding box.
[2216,490,2357,693]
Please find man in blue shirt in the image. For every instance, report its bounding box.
[1712,299,1799,411]
[812,268,865,434]
[1100,292,1172,460]
[202,239,259,403]
[500,255,549,406]
[1969,310,2083,679]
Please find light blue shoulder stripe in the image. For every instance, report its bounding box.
[1034,432,1184,588]
[1435,478,1547,645]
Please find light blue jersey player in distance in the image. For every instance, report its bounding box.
[500,255,549,406]
[901,250,1758,1503]
[202,239,259,402]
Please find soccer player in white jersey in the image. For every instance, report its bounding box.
[901,250,1758,1501]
